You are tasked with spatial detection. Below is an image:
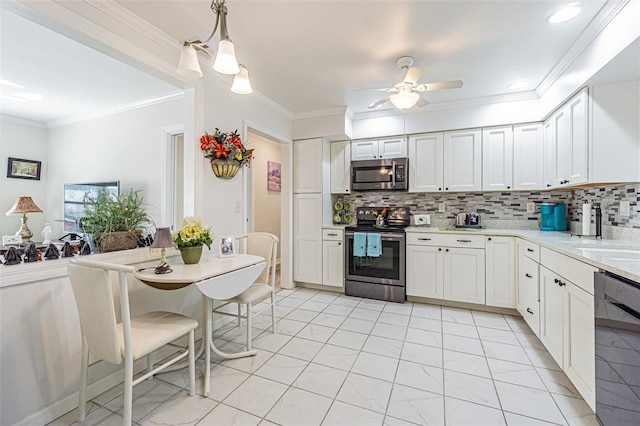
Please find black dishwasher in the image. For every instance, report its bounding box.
[594,271,640,425]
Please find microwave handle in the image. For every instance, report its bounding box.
[392,161,396,186]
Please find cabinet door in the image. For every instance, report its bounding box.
[565,281,595,409]
[322,240,344,288]
[444,129,482,191]
[351,139,379,160]
[294,138,323,193]
[482,126,513,191]
[293,194,323,284]
[330,140,351,194]
[485,236,515,308]
[443,247,485,304]
[408,133,444,192]
[406,245,444,299]
[379,136,407,158]
[555,108,572,186]
[513,123,544,190]
[539,266,567,367]
[543,119,556,189]
[568,89,588,185]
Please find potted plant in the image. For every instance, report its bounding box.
[172,216,213,264]
[200,129,254,179]
[81,189,152,253]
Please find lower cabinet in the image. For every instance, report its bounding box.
[407,244,443,298]
[322,228,344,288]
[444,247,486,304]
[540,266,566,365]
[516,246,540,336]
[293,194,323,284]
[485,236,516,308]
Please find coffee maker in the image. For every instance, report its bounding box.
[540,203,567,231]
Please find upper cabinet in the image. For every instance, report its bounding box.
[352,136,407,161]
[330,140,351,194]
[444,129,482,192]
[513,123,544,190]
[482,126,513,191]
[408,133,444,192]
[294,138,325,193]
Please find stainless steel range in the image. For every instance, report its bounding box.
[344,206,410,303]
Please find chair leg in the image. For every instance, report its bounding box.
[78,336,89,421]
[246,303,252,351]
[188,329,195,396]
[124,354,134,425]
[271,293,277,334]
[237,303,242,326]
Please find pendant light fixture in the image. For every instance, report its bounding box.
[390,87,420,110]
[177,0,249,93]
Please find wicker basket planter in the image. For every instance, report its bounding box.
[96,231,140,253]
[210,159,240,179]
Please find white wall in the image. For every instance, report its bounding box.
[0,120,48,238]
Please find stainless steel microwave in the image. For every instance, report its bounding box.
[351,158,409,191]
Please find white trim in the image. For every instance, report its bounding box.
[161,124,185,228]
[0,114,47,128]
[293,106,351,120]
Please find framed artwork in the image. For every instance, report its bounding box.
[267,161,281,192]
[7,157,41,180]
[218,235,235,257]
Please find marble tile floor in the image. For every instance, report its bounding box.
[49,287,597,426]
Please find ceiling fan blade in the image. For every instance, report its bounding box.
[416,80,464,92]
[368,95,391,109]
[355,87,395,92]
[416,96,430,108]
[403,67,422,85]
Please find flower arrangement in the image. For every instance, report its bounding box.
[173,216,213,250]
[200,129,254,167]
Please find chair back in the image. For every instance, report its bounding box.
[68,263,123,365]
[237,233,279,287]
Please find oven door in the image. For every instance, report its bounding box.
[345,231,405,286]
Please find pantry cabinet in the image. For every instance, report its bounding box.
[513,123,544,190]
[351,136,406,160]
[482,126,513,191]
[485,236,516,308]
[330,140,351,194]
[294,138,324,193]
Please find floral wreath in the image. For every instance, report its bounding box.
[200,129,254,167]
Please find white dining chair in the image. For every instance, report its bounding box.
[67,259,198,425]
[212,232,279,350]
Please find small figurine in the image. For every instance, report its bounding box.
[61,242,75,258]
[24,243,39,263]
[41,223,53,245]
[4,247,22,265]
[44,243,60,260]
[78,239,91,255]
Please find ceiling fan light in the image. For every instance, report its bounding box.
[390,90,419,110]
[214,39,240,74]
[177,44,203,78]
[231,64,253,94]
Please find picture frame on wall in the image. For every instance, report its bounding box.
[218,235,235,257]
[267,161,281,192]
[7,157,41,180]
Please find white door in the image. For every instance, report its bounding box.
[351,139,379,160]
[322,240,344,288]
[539,266,566,366]
[482,126,513,191]
[485,236,516,308]
[293,138,324,193]
[444,247,485,304]
[444,129,482,191]
[293,194,323,284]
[330,140,351,194]
[378,137,407,158]
[513,123,544,190]
[406,245,444,298]
[408,133,444,192]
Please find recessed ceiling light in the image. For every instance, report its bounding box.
[507,81,529,90]
[547,5,581,24]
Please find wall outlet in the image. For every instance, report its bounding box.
[527,202,536,213]
[438,202,446,213]
[620,200,630,217]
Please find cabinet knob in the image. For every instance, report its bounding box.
[445,187,449,191]
[525,273,533,279]
[445,248,449,252]
[527,248,534,253]
[559,281,566,287]
[487,237,492,241]
[438,248,442,251]
[507,186,511,189]
[526,308,534,315]
[438,188,442,191]
[547,184,551,188]
[338,242,341,246]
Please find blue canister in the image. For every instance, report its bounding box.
[540,203,555,231]
[554,203,567,231]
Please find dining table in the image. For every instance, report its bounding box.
[134,253,266,396]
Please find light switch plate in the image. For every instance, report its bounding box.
[438,203,446,212]
[620,200,630,217]
[527,202,536,213]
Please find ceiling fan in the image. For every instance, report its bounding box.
[357,56,463,110]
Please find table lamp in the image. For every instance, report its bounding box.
[150,227,176,274]
[6,196,43,243]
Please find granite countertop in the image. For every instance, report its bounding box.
[406,226,640,282]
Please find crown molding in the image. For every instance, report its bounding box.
[0,114,47,128]
[293,106,351,120]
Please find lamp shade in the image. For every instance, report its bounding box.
[213,39,240,74]
[177,44,203,79]
[6,196,43,216]
[150,227,176,249]
[390,89,420,110]
[231,64,253,94]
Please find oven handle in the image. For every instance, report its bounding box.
[392,161,396,186]
[605,294,640,322]
[345,231,405,239]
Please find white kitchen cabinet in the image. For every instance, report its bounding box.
[330,140,351,194]
[322,228,344,288]
[293,194,323,284]
[485,236,515,308]
[516,240,541,336]
[294,138,324,193]
[406,244,444,299]
[482,126,513,191]
[444,247,486,304]
[351,136,407,160]
[539,265,566,366]
[444,129,482,192]
[513,123,544,190]
[408,133,444,192]
[566,89,588,185]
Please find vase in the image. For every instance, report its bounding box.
[210,159,240,179]
[180,245,203,264]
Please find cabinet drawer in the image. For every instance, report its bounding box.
[519,255,539,283]
[322,228,344,241]
[540,247,597,294]
[522,240,540,262]
[407,233,485,248]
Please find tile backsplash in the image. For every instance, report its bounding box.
[339,182,640,230]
